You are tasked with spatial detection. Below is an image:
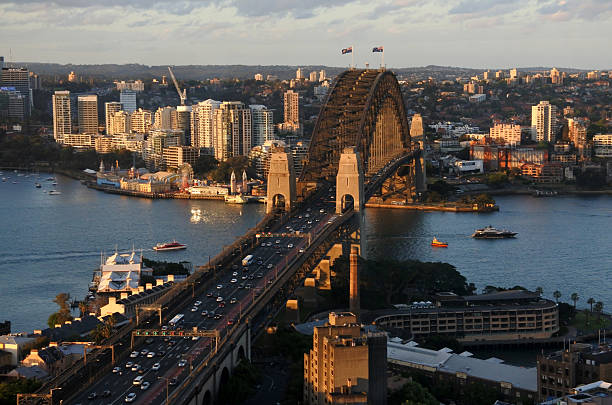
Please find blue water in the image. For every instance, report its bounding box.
[0,173,265,333]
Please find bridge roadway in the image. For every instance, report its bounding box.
[67,199,336,405]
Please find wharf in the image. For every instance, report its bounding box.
[365,201,499,212]
[86,183,225,200]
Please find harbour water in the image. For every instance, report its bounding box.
[1,173,611,335]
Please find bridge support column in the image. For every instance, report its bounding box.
[415,144,427,195]
[336,147,364,213]
[266,148,296,214]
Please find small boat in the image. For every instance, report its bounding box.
[224,194,248,204]
[35,183,42,188]
[472,226,517,239]
[48,190,62,195]
[153,241,187,251]
[52,181,57,186]
[431,237,448,247]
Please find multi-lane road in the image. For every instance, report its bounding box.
[69,199,337,405]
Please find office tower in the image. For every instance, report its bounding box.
[130,108,152,134]
[29,72,41,90]
[303,312,387,405]
[532,101,558,143]
[490,123,522,145]
[174,105,192,145]
[250,105,274,147]
[154,106,176,130]
[309,71,318,82]
[109,111,131,135]
[105,102,122,135]
[319,70,326,82]
[191,99,221,151]
[120,90,137,113]
[52,91,71,143]
[296,68,304,80]
[77,95,98,135]
[0,89,25,120]
[509,68,518,80]
[410,113,424,139]
[283,90,299,129]
[213,101,252,161]
[1,66,31,116]
[254,73,263,81]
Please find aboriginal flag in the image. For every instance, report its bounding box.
[372,46,384,52]
[341,47,353,54]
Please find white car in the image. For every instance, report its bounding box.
[190,307,198,312]
[194,300,202,306]
[151,363,161,371]
[216,284,223,289]
[131,364,140,372]
[216,296,224,302]
[178,359,187,367]
[125,362,134,369]
[267,264,273,269]
[141,381,150,390]
[112,366,121,373]
[232,271,238,276]
[125,393,137,403]
[299,248,305,253]
[287,243,293,248]
[130,351,139,358]
[147,352,155,358]
[230,278,237,283]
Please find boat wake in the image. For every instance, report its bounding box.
[0,248,155,266]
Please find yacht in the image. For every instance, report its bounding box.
[35,183,42,188]
[153,241,187,251]
[48,190,62,195]
[471,226,517,239]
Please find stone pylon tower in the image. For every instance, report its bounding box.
[336,147,364,213]
[242,170,248,194]
[349,246,360,319]
[266,148,296,213]
[230,170,237,194]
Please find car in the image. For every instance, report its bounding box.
[276,250,282,255]
[140,349,148,356]
[305,214,310,218]
[206,292,213,297]
[141,381,150,390]
[248,275,255,280]
[275,239,280,244]
[87,392,97,400]
[113,366,121,373]
[151,362,161,371]
[307,220,312,224]
[268,279,273,284]
[194,300,202,306]
[230,278,237,283]
[138,367,147,374]
[230,297,237,304]
[227,319,234,326]
[158,350,165,356]
[216,296,223,302]
[216,284,223,289]
[190,306,198,312]
[232,264,239,270]
[245,283,252,289]
[178,359,187,367]
[207,312,215,318]
[256,273,263,278]
[214,314,222,320]
[192,336,200,341]
[232,271,238,276]
[218,302,225,308]
[267,264,273,269]
[169,377,178,386]
[125,361,134,369]
[147,351,155,358]
[238,282,245,289]
[133,375,144,385]
[287,243,294,248]
[201,310,208,317]
[257,259,263,265]
[168,340,176,346]
[320,209,325,213]
[125,393,137,403]
[241,275,248,280]
[130,351,139,358]
[102,390,111,397]
[299,248,305,253]
[131,364,140,372]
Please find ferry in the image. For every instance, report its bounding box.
[431,237,448,247]
[471,226,517,239]
[153,241,187,251]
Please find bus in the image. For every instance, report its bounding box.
[168,314,184,328]
[242,254,254,267]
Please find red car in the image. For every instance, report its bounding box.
[218,302,226,308]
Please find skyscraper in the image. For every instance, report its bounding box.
[109,110,131,135]
[154,106,176,130]
[319,70,326,82]
[120,90,137,113]
[174,105,192,145]
[130,108,152,134]
[213,101,252,161]
[532,101,558,143]
[283,90,299,129]
[409,113,424,139]
[309,71,318,82]
[550,67,562,85]
[191,99,221,151]
[296,68,304,80]
[105,102,122,135]
[1,66,31,117]
[52,91,71,143]
[78,95,98,135]
[250,104,274,147]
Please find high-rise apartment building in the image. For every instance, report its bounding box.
[130,108,152,134]
[120,90,137,113]
[319,70,326,82]
[105,102,122,135]
[532,101,558,143]
[296,68,304,80]
[191,99,221,151]
[143,129,183,170]
[567,118,588,148]
[510,68,518,80]
[174,105,192,146]
[68,71,77,82]
[309,71,318,82]
[78,95,98,135]
[250,105,274,147]
[550,68,562,85]
[483,70,491,80]
[52,91,71,143]
[490,123,522,145]
[283,90,299,128]
[213,101,252,161]
[154,106,176,130]
[1,67,31,117]
[410,114,424,139]
[254,73,263,81]
[109,111,131,135]
[303,312,387,405]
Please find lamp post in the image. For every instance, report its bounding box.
[157,376,170,404]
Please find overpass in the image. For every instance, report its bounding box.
[32,69,425,405]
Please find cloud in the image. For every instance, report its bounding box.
[537,0,612,21]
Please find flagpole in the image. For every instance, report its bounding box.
[352,44,354,69]
[382,48,384,69]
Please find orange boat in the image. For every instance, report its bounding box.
[431,237,448,247]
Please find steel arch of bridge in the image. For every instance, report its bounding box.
[300,69,412,183]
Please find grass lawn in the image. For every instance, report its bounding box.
[570,310,611,333]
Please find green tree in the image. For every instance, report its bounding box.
[553,290,562,303]
[0,378,42,405]
[570,293,579,309]
[47,293,73,328]
[486,172,508,188]
[535,286,543,296]
[594,301,604,321]
[587,297,596,325]
[391,380,437,405]
[193,154,219,177]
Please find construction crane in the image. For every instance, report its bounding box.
[168,66,186,105]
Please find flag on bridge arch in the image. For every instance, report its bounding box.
[372,46,384,53]
[341,47,353,54]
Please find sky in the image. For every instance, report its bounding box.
[1,0,611,69]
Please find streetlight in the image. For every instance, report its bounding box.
[157,376,171,404]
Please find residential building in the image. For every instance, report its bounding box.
[62,134,95,149]
[52,91,71,143]
[550,68,563,85]
[67,71,77,82]
[115,80,144,92]
[0,87,25,120]
[0,334,35,365]
[303,312,387,405]
[100,281,174,318]
[410,114,424,139]
[538,343,612,400]
[532,101,558,143]
[469,93,486,103]
[94,136,113,153]
[77,95,98,135]
[143,129,183,170]
[520,162,564,183]
[174,105,192,145]
[120,89,137,113]
[593,134,612,158]
[373,290,559,343]
[291,140,310,177]
[130,108,152,134]
[163,146,200,169]
[1,66,30,116]
[104,102,122,135]
[249,140,288,179]
[296,68,304,80]
[283,89,300,131]
[108,110,131,135]
[250,104,275,146]
[154,106,176,130]
[191,99,221,151]
[213,101,252,161]
[490,123,522,145]
[510,68,518,80]
[254,73,263,81]
[309,71,318,82]
[319,70,326,82]
[543,381,612,405]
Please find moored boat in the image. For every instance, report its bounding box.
[35,183,42,188]
[472,226,517,239]
[153,241,187,251]
[431,237,448,247]
[48,190,62,195]
[224,194,248,204]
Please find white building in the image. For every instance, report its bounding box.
[104,102,122,135]
[154,106,175,130]
[532,101,558,143]
[130,108,152,134]
[250,104,275,147]
[96,250,153,296]
[490,123,522,145]
[52,90,71,143]
[254,73,263,81]
[120,90,137,113]
[593,134,612,158]
[213,101,252,161]
[77,95,98,135]
[191,99,221,151]
[108,110,130,135]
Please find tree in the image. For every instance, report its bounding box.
[594,301,604,321]
[570,293,579,309]
[193,154,219,177]
[78,301,89,317]
[391,381,437,405]
[553,290,562,303]
[587,297,596,325]
[47,293,73,328]
[535,286,543,296]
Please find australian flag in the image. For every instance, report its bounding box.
[372,46,384,53]
[341,47,353,55]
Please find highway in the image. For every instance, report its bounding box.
[68,198,337,405]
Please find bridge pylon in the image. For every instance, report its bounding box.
[266,148,296,213]
[336,147,364,213]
